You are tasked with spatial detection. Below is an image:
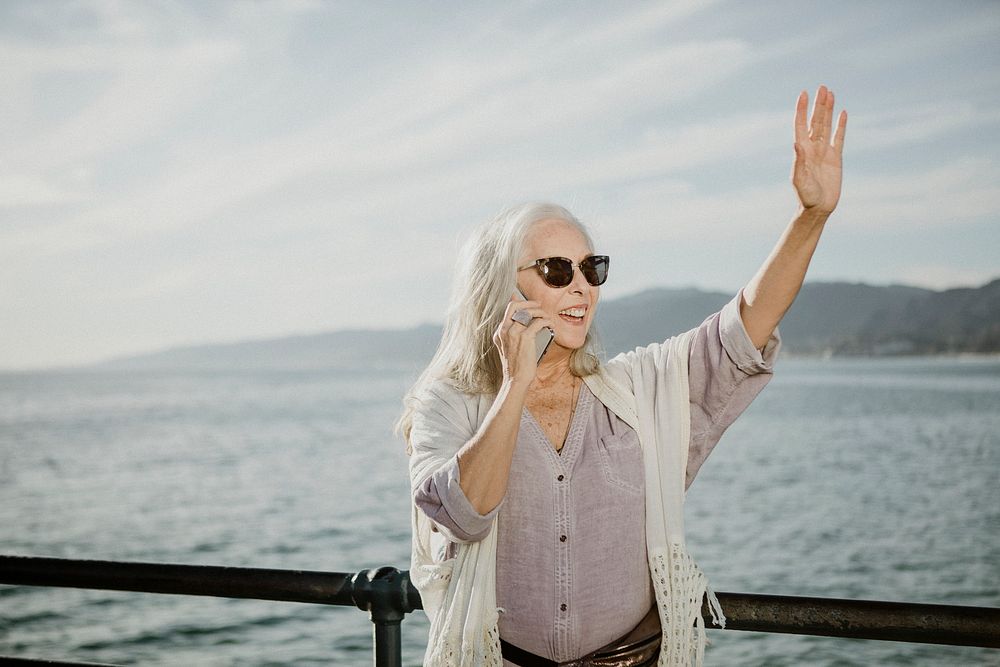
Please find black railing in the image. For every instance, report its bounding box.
[1,554,998,665]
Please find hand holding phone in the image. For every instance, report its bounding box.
[515,289,554,363]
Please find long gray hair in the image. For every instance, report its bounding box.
[397,202,602,447]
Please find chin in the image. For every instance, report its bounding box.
[554,331,589,352]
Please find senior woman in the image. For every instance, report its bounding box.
[400,86,846,666]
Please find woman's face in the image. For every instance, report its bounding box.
[516,218,600,355]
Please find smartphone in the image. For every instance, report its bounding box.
[516,289,554,363]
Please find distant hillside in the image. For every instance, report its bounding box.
[96,278,1000,370]
[99,325,443,371]
[779,282,934,354]
[595,287,732,354]
[850,278,1000,354]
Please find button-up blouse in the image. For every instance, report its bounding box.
[413,291,780,662]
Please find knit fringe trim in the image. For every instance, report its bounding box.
[650,542,726,666]
[424,622,502,667]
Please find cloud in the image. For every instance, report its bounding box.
[0,173,90,207]
[567,0,723,50]
[895,264,999,291]
[0,26,758,259]
[4,40,241,172]
[851,103,1000,153]
[3,1,999,369]
[835,6,1000,70]
[839,157,1000,228]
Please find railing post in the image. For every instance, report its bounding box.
[352,566,417,667]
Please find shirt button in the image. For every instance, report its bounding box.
[560,534,567,542]
[560,603,567,612]
[557,474,565,481]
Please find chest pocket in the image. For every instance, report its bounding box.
[597,429,644,494]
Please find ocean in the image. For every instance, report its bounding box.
[1,357,998,666]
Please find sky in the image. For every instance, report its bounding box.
[2,1,999,370]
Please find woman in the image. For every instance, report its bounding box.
[400,86,846,666]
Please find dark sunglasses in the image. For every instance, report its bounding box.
[517,255,610,288]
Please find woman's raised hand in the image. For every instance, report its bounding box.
[493,296,553,386]
[792,85,847,216]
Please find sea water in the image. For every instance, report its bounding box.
[0,358,997,666]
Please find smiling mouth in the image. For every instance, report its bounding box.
[558,307,587,323]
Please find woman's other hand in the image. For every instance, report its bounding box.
[738,85,848,349]
[792,85,847,216]
[494,296,553,387]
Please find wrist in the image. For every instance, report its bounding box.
[795,206,831,228]
[499,375,531,401]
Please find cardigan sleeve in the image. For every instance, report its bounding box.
[603,289,781,490]
[408,380,500,543]
[413,455,501,543]
[685,289,781,488]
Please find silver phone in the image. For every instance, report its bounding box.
[516,289,554,363]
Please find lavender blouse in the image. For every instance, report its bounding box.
[414,291,781,661]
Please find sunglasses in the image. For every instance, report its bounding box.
[517,255,610,288]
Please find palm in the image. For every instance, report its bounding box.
[792,86,846,214]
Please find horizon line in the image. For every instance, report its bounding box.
[3,276,997,374]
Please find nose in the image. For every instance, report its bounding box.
[567,262,588,295]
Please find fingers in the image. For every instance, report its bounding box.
[794,90,808,144]
[833,109,847,154]
[494,302,555,374]
[522,316,554,338]
[503,298,541,321]
[505,302,544,325]
[510,311,552,336]
[511,309,533,326]
[792,142,806,182]
[802,84,844,149]
[809,85,829,140]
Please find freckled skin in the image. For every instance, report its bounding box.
[516,219,598,449]
[457,83,848,514]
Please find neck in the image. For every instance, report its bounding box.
[533,347,573,386]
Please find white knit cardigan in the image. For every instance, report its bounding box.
[409,329,725,666]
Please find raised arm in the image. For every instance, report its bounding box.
[740,85,847,349]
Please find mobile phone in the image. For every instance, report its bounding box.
[516,289,554,363]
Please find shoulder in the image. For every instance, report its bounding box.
[416,377,469,405]
[411,378,491,438]
[584,365,639,430]
[605,329,696,383]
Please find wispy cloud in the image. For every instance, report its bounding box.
[1,25,756,259]
[851,103,1000,152]
[839,157,1000,228]
[1,1,998,368]
[896,264,998,291]
[834,5,1000,71]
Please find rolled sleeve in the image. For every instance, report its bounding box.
[413,455,501,543]
[686,289,782,489]
[718,289,782,374]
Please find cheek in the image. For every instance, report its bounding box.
[543,294,563,314]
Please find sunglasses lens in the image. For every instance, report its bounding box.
[581,256,609,286]
[539,258,574,287]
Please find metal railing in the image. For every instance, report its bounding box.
[1,554,998,665]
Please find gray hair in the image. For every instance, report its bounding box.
[397,202,602,446]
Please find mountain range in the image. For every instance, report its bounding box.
[97,278,1000,371]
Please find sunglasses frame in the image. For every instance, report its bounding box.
[517,255,610,288]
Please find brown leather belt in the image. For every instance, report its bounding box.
[500,606,660,667]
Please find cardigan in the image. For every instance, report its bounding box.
[409,329,728,666]
[413,297,780,660]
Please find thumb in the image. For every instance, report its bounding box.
[792,142,807,183]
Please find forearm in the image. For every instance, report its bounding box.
[455,378,528,514]
[740,207,829,349]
